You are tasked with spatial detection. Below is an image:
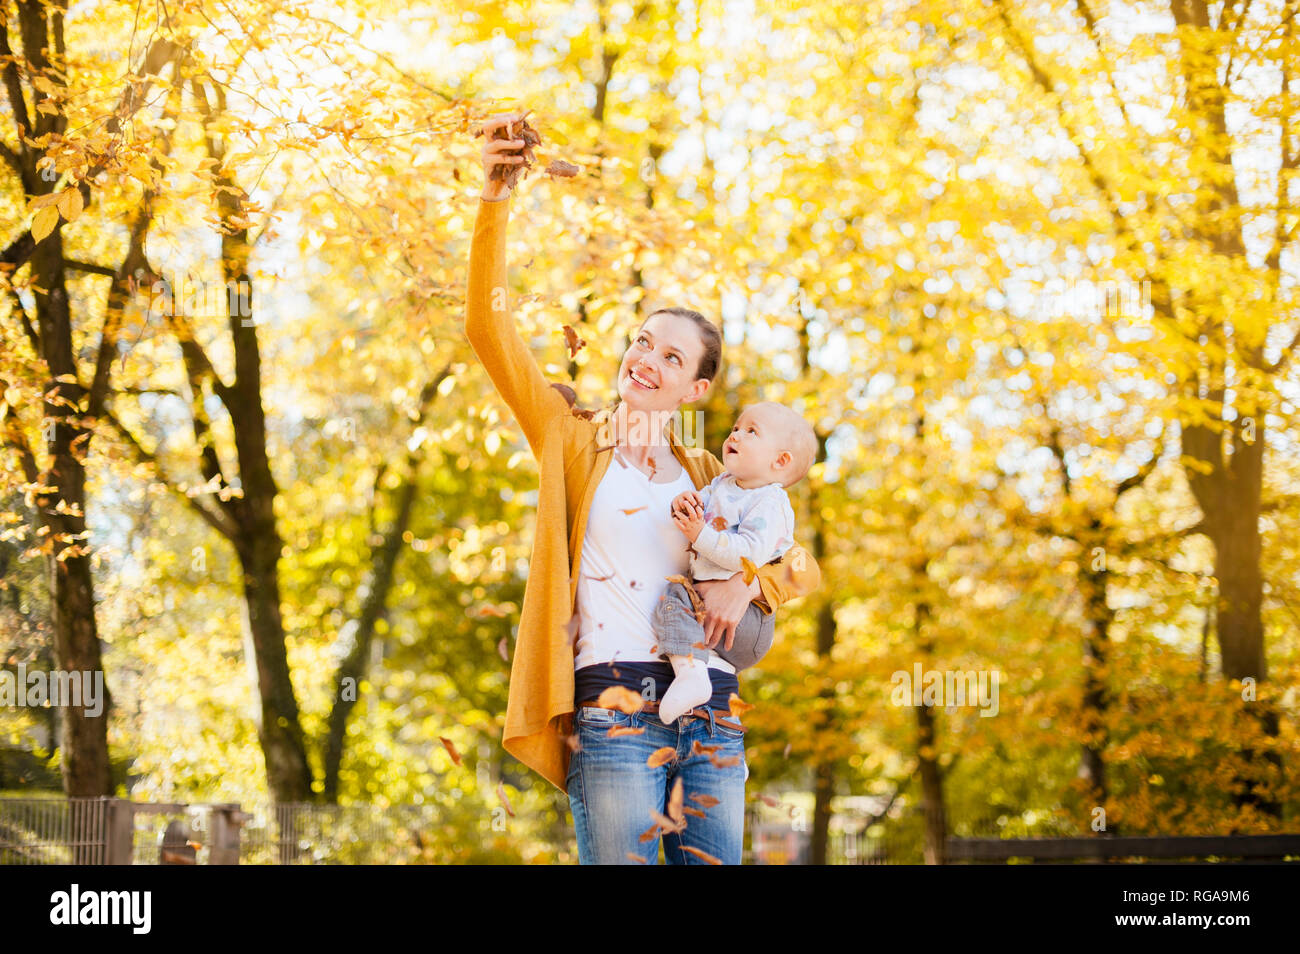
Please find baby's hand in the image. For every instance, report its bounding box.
[671,491,703,542]
[670,490,702,517]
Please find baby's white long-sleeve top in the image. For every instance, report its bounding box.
[689,472,797,581]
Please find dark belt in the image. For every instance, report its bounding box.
[577,698,745,732]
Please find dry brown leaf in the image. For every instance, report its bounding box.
[440,737,462,766]
[638,823,662,843]
[497,636,509,662]
[728,693,755,718]
[681,844,722,865]
[626,851,649,863]
[689,793,721,808]
[667,777,685,826]
[651,808,684,833]
[664,574,704,614]
[498,782,515,817]
[646,746,676,768]
[562,323,586,358]
[607,725,646,737]
[547,159,581,177]
[682,806,707,819]
[596,685,645,713]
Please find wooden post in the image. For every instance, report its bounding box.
[104,798,135,865]
[209,804,243,865]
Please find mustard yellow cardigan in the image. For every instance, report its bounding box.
[464,195,823,792]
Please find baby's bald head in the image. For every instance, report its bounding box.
[738,402,818,488]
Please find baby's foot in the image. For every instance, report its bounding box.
[659,654,712,725]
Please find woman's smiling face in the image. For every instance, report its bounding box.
[616,312,710,413]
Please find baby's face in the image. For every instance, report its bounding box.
[721,405,791,484]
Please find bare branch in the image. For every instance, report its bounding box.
[99,403,239,540]
[1115,423,1167,498]
[63,259,118,278]
[5,285,39,355]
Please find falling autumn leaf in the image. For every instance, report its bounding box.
[692,741,721,756]
[709,753,742,768]
[440,737,462,766]
[667,777,685,826]
[547,159,581,177]
[728,693,755,718]
[497,637,509,662]
[497,782,515,817]
[607,725,646,737]
[646,746,676,768]
[689,793,721,808]
[562,323,586,358]
[683,807,707,819]
[665,574,704,614]
[596,685,645,713]
[626,851,649,863]
[651,808,684,833]
[759,794,780,808]
[680,845,722,865]
[638,823,662,843]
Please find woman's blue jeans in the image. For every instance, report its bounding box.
[566,703,749,864]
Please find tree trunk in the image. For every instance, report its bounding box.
[322,368,450,801]
[809,600,836,865]
[1077,554,1112,832]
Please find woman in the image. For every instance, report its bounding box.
[466,112,822,863]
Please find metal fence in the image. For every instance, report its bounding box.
[29,795,1281,864]
[0,796,107,864]
[0,796,901,865]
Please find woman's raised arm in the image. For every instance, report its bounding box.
[464,112,567,456]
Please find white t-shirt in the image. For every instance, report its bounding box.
[572,448,737,673]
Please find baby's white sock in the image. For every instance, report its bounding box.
[658,653,713,725]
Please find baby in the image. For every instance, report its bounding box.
[652,401,819,724]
